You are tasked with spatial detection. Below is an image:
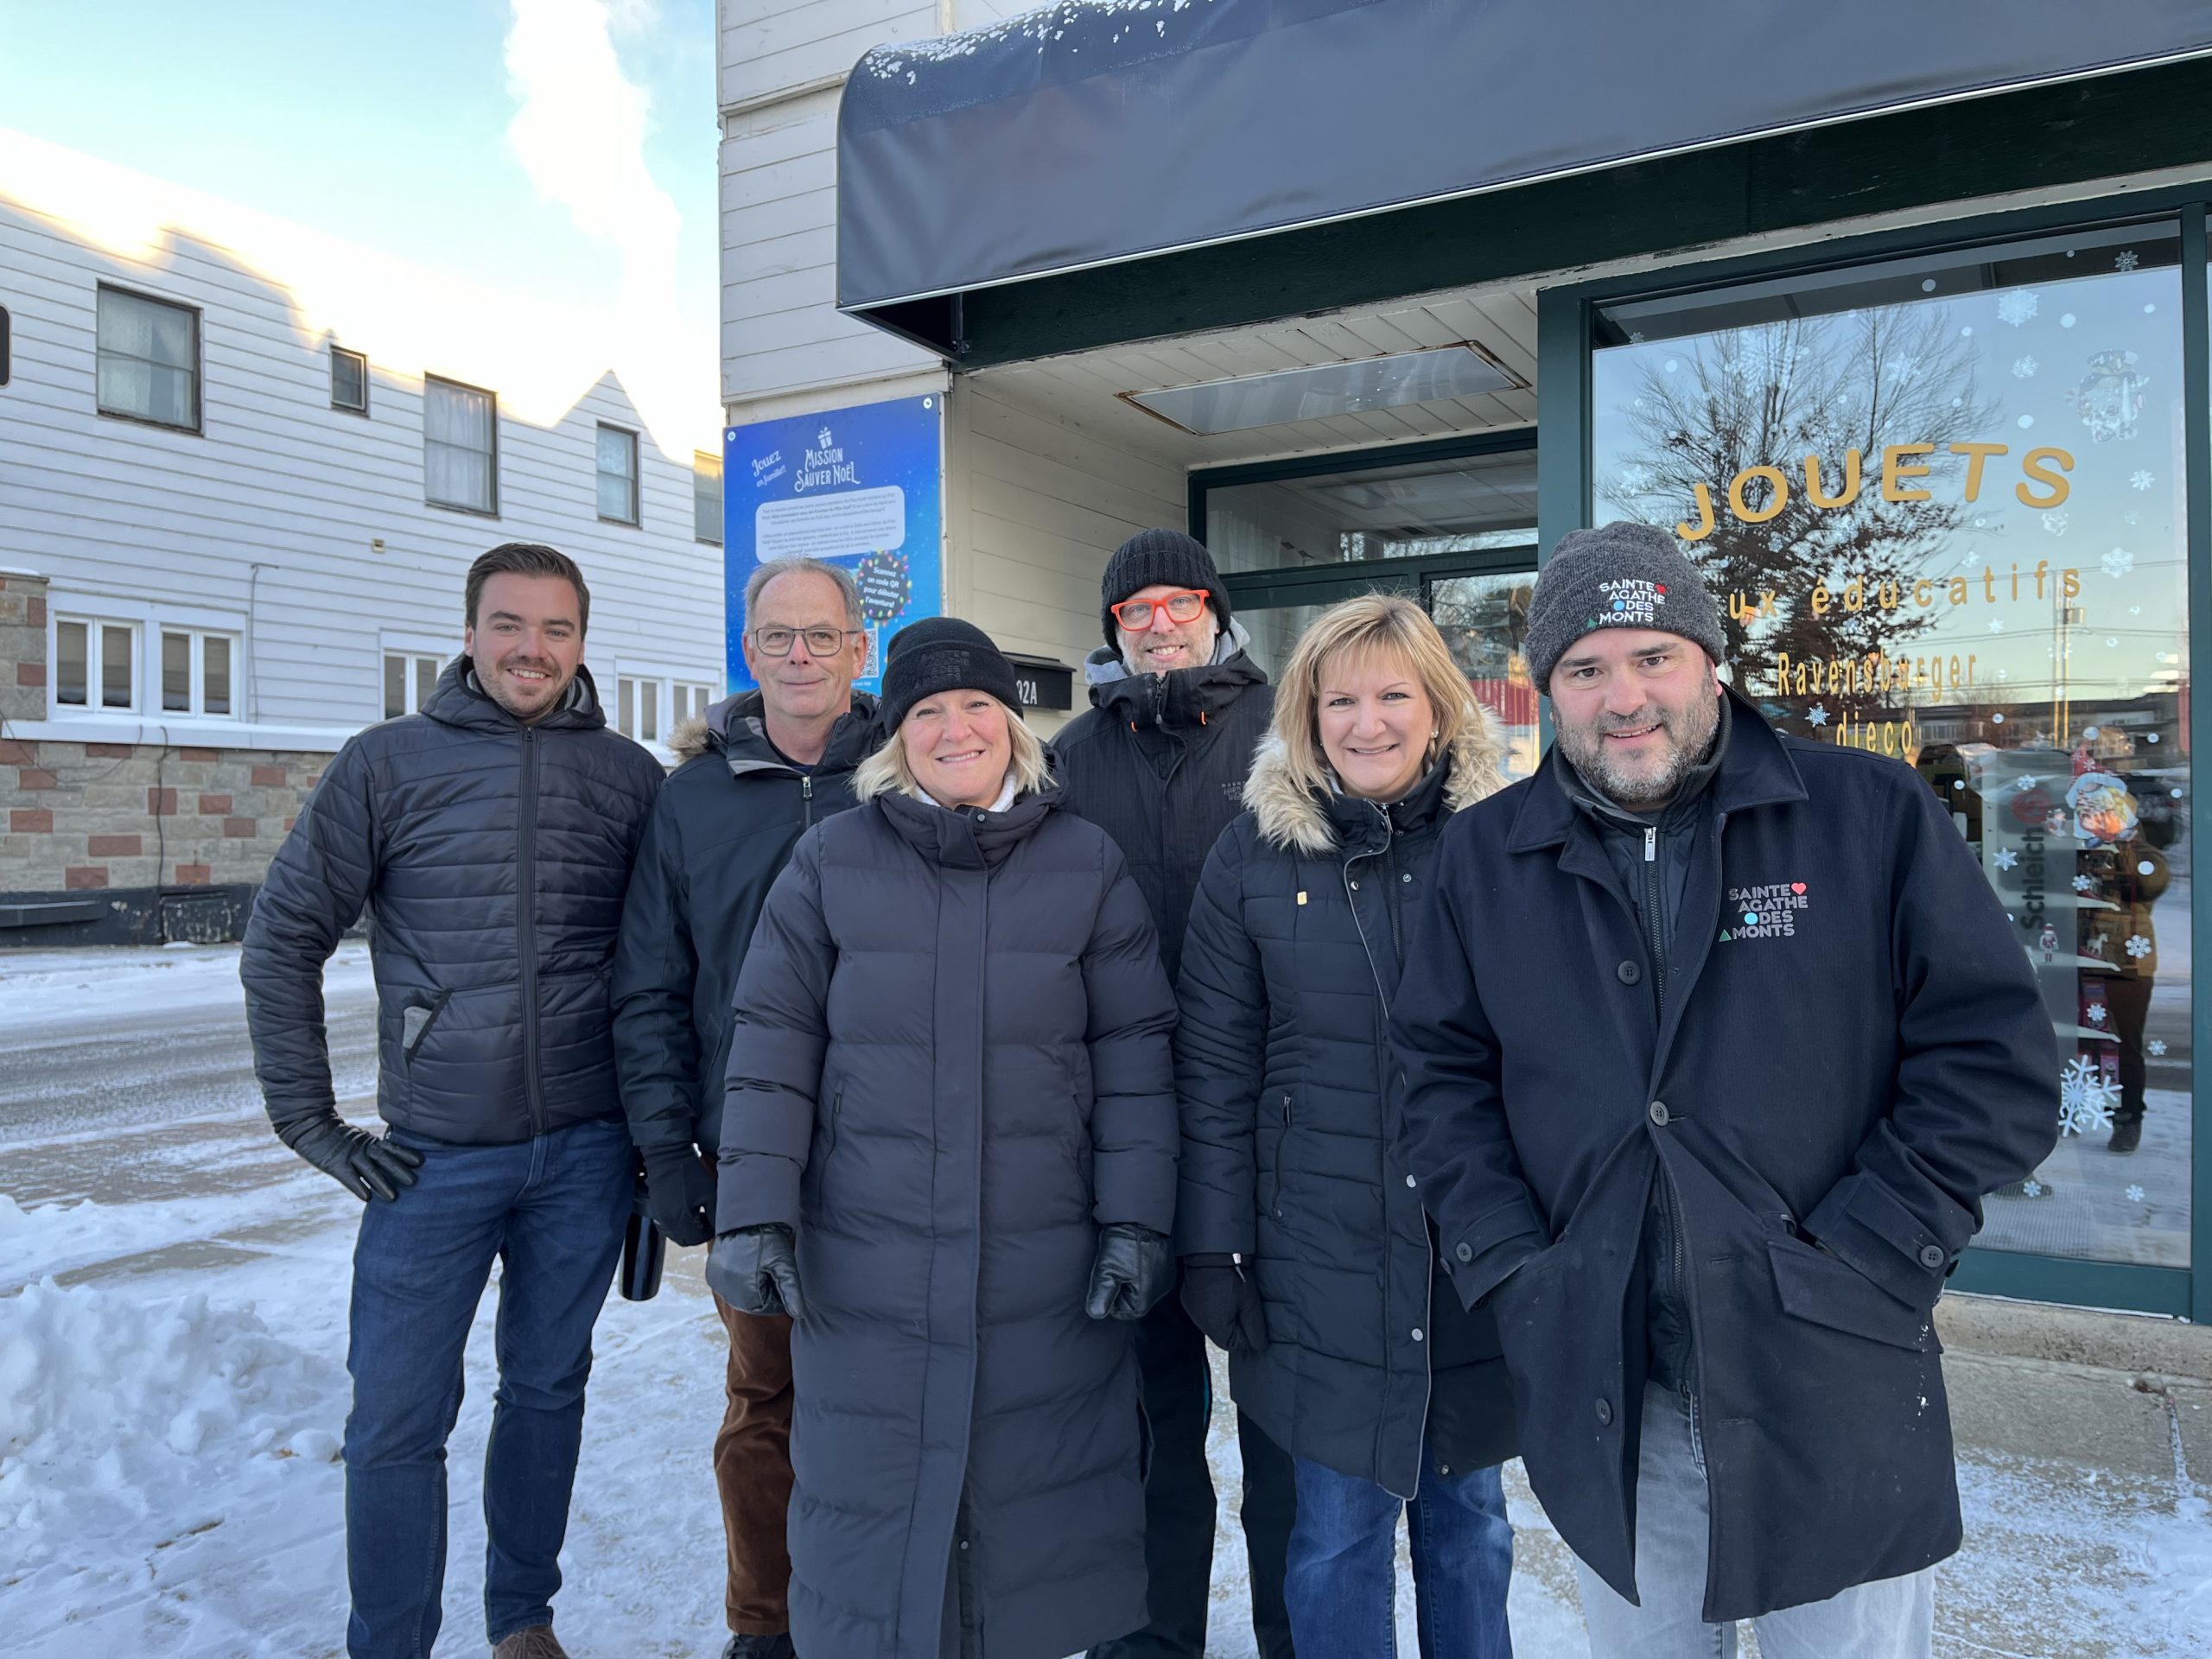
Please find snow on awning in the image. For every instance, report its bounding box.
[836,0,2212,345]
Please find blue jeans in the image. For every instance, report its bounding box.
[342,1114,632,1657]
[1286,1453,1514,1659]
[1574,1385,1934,1658]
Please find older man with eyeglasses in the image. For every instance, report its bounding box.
[611,556,876,1659]
[1051,528,1296,1659]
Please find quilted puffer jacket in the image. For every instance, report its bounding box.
[242,658,664,1146]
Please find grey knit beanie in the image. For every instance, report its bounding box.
[1524,522,1726,693]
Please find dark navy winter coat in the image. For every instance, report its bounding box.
[716,784,1179,1659]
[611,690,876,1156]
[1176,724,1519,1497]
[243,659,664,1146]
[1050,639,1274,982]
[1394,691,2056,1622]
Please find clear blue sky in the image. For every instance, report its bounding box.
[0,0,719,334]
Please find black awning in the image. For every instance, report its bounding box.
[837,0,2212,341]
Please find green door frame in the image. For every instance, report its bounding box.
[1539,182,2212,1323]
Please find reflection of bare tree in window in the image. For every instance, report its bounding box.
[1430,580,1530,681]
[1600,310,1998,715]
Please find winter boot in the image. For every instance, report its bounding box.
[492,1627,571,1659]
[2109,1116,2144,1154]
[721,1636,797,1659]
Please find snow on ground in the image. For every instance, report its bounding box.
[2,944,2209,1656]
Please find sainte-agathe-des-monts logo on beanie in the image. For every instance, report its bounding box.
[1586,575,1671,632]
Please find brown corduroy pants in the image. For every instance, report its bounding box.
[711,1293,795,1636]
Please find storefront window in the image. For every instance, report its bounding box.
[1205,445,1542,781]
[1206,447,1536,574]
[1592,223,2191,1268]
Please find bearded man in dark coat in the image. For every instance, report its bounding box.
[1395,523,2056,1658]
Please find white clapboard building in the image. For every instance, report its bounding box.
[0,130,724,942]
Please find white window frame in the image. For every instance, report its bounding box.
[379,632,454,720]
[53,614,141,713]
[616,671,667,745]
[94,283,202,433]
[597,423,640,526]
[424,374,499,515]
[613,666,721,757]
[48,594,245,723]
[692,450,723,544]
[157,624,242,719]
[674,681,716,727]
[331,345,370,414]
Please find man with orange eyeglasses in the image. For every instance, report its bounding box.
[1052,528,1295,1659]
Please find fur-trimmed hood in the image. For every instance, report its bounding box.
[1243,705,1509,855]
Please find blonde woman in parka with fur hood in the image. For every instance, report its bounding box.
[1174,593,1521,1659]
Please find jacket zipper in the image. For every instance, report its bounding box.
[518,726,544,1137]
[1642,823,1667,1006]
[1343,807,1435,1495]
[801,772,815,830]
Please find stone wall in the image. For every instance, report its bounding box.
[0,569,337,941]
[3,737,327,893]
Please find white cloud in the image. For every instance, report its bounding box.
[503,0,713,449]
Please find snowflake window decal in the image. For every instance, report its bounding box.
[2058,1056,2120,1136]
[1993,848,2019,871]
[2102,548,2135,578]
[2126,1185,2146,1203]
[2126,935,2152,959]
[2086,1002,2108,1025]
[2115,251,2140,272]
[2012,355,2039,379]
[1806,703,1829,728]
[2150,1039,2168,1057]
[2023,1179,2045,1198]
[2131,470,2155,491]
[1997,290,2039,327]
[2073,874,2095,893]
[2042,512,2070,537]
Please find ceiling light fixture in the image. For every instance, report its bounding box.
[1122,342,1523,436]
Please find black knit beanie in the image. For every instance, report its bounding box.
[880,617,1024,731]
[1099,528,1232,652]
[1523,522,1727,693]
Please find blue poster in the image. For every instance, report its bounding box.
[723,394,944,696]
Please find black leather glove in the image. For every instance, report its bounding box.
[707,1224,805,1320]
[639,1146,715,1247]
[282,1114,423,1203]
[1086,1224,1173,1322]
[1180,1254,1268,1353]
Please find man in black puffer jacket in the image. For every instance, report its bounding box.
[242,543,664,1659]
[1051,528,1293,1659]
[612,556,877,1659]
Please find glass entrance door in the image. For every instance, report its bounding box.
[1200,437,1543,781]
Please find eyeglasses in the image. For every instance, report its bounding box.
[1109,589,1210,630]
[750,626,861,658]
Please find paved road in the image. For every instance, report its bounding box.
[0,944,378,1209]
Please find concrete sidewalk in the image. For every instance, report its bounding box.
[1923,1295,2210,1658]
[1202,1295,2212,1657]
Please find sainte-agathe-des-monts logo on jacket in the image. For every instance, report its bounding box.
[1719,880,1811,943]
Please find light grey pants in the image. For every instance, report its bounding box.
[1574,1384,1935,1659]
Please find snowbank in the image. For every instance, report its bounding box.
[0,1277,350,1652]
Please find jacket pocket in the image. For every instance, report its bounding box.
[401,990,453,1062]
[1767,1238,1940,1351]
[1258,1091,1293,1219]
